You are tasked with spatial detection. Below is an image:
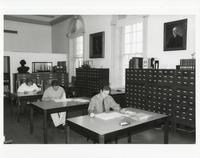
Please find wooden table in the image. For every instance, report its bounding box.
[10,92,43,122]
[30,97,90,144]
[66,108,169,144]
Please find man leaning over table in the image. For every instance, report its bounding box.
[88,85,121,116]
[42,80,66,130]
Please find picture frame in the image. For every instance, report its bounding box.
[89,31,105,58]
[164,19,187,51]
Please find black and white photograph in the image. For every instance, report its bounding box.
[3,14,196,144]
[1,1,199,158]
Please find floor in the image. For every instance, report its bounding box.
[3,98,195,144]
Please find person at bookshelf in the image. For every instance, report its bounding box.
[42,80,66,129]
[17,78,41,93]
[17,59,30,73]
[88,85,121,116]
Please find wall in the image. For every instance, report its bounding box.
[4,51,67,92]
[146,15,195,68]
[82,15,116,87]
[51,19,71,54]
[4,20,52,53]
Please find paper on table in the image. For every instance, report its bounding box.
[95,112,124,120]
[72,98,89,103]
[133,113,151,121]
[53,98,73,102]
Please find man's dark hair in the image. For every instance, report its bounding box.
[100,85,111,92]
[25,78,33,85]
[51,80,60,86]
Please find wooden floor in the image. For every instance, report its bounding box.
[3,98,195,144]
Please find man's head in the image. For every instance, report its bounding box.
[100,85,111,99]
[25,78,33,87]
[51,80,60,91]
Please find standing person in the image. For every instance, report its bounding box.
[42,80,66,129]
[17,78,41,93]
[88,85,121,116]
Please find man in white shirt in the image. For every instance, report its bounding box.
[42,80,66,129]
[17,78,41,93]
[17,78,41,115]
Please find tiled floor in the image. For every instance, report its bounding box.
[4,98,195,144]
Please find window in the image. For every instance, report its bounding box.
[122,22,143,86]
[74,36,83,71]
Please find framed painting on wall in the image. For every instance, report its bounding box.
[89,31,105,58]
[164,19,187,51]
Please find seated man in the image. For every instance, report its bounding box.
[42,80,66,129]
[17,78,41,114]
[17,78,41,93]
[88,85,121,116]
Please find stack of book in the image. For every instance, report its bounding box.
[177,59,195,70]
[129,57,143,69]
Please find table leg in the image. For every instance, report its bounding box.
[164,119,169,144]
[30,106,33,134]
[43,111,48,144]
[99,135,105,144]
[115,137,118,144]
[128,133,132,143]
[17,99,21,122]
[66,124,70,144]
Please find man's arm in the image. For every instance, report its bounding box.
[88,98,97,114]
[106,95,121,112]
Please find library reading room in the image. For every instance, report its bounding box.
[3,15,196,144]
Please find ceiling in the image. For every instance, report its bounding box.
[4,15,73,25]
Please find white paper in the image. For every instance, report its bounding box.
[53,98,73,102]
[95,112,124,120]
[53,98,89,103]
[72,98,90,103]
[133,113,151,121]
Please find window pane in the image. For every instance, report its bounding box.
[76,36,83,44]
[132,43,136,53]
[136,42,143,53]
[125,34,131,44]
[125,25,132,33]
[124,44,131,54]
[133,24,136,32]
[137,22,143,31]
[75,36,83,57]
[136,31,143,42]
[132,33,136,43]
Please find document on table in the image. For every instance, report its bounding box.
[72,98,90,103]
[54,98,89,103]
[53,98,73,102]
[132,113,152,121]
[95,112,124,120]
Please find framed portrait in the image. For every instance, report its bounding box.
[164,19,187,51]
[89,31,105,58]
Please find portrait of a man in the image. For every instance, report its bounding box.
[164,19,187,51]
